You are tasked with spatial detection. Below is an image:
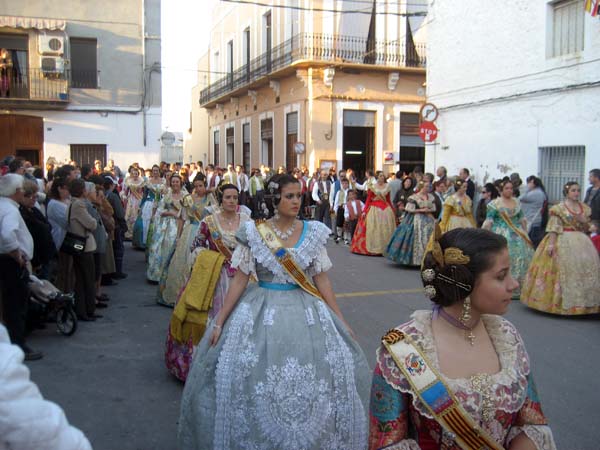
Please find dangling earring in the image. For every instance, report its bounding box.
[273,206,280,220]
[460,297,472,326]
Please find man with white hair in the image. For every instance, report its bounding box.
[0,174,42,360]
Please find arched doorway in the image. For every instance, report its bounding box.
[0,114,43,165]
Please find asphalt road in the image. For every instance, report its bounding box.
[26,241,600,450]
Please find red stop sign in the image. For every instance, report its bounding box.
[419,121,438,142]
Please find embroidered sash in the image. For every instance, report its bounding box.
[256,221,324,301]
[205,215,233,261]
[498,210,533,248]
[382,329,503,450]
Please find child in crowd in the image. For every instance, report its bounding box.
[332,178,349,243]
[343,189,364,245]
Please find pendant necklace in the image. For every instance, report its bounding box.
[272,219,297,240]
[433,305,479,345]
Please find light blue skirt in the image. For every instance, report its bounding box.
[178,283,370,450]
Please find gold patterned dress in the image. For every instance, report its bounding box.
[439,194,476,233]
[159,194,213,307]
[521,202,600,315]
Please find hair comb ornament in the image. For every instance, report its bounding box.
[423,285,437,299]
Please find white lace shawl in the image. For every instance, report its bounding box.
[376,311,556,450]
[231,220,332,283]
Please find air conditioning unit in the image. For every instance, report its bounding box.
[39,35,65,55]
[40,56,65,73]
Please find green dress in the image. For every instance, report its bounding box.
[486,198,533,298]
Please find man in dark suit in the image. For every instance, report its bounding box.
[459,168,475,201]
[584,168,600,221]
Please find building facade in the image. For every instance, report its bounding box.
[0,0,161,170]
[185,0,427,177]
[426,0,600,202]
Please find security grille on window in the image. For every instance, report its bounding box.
[70,37,98,88]
[551,0,584,57]
[539,146,585,203]
[70,144,107,167]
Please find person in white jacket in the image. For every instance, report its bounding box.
[0,324,92,450]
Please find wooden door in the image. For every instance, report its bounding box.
[0,114,43,165]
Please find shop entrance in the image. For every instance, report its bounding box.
[342,110,375,179]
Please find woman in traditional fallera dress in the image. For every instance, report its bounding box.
[483,180,533,299]
[386,181,436,266]
[132,165,165,249]
[521,182,600,315]
[121,167,145,240]
[159,176,214,308]
[439,179,476,233]
[147,174,185,285]
[351,172,397,256]
[370,227,556,450]
[165,184,251,380]
[178,175,370,450]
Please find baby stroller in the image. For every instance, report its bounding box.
[28,275,78,336]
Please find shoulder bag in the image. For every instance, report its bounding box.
[60,204,87,255]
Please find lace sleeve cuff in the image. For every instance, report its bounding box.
[230,244,256,276]
[506,425,557,450]
[306,246,333,276]
[380,440,421,450]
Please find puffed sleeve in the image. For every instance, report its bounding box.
[485,200,498,221]
[545,206,563,234]
[505,373,557,450]
[439,196,453,232]
[306,246,333,276]
[230,222,256,277]
[369,358,421,450]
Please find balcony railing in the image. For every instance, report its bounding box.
[200,32,426,105]
[0,68,69,103]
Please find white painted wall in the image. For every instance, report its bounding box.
[28,107,161,169]
[426,0,600,183]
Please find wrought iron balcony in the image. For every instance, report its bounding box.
[200,32,426,106]
[0,68,69,106]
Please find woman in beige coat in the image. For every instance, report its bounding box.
[67,179,98,321]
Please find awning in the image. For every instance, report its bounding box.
[0,15,66,31]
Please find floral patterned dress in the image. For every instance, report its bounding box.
[164,210,251,381]
[351,184,397,256]
[385,194,436,266]
[146,189,183,284]
[121,177,146,240]
[133,179,165,249]
[520,202,600,315]
[178,220,371,450]
[159,194,213,307]
[485,198,533,298]
[369,311,556,450]
[439,194,476,233]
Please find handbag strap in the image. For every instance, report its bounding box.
[66,203,72,230]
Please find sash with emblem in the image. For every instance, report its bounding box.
[256,221,324,301]
[381,329,503,450]
[205,214,233,261]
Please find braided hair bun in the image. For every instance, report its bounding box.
[422,228,507,306]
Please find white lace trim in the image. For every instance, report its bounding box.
[377,311,531,420]
[381,440,421,450]
[506,425,557,450]
[237,220,332,284]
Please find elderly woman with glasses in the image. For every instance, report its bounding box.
[18,179,55,279]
